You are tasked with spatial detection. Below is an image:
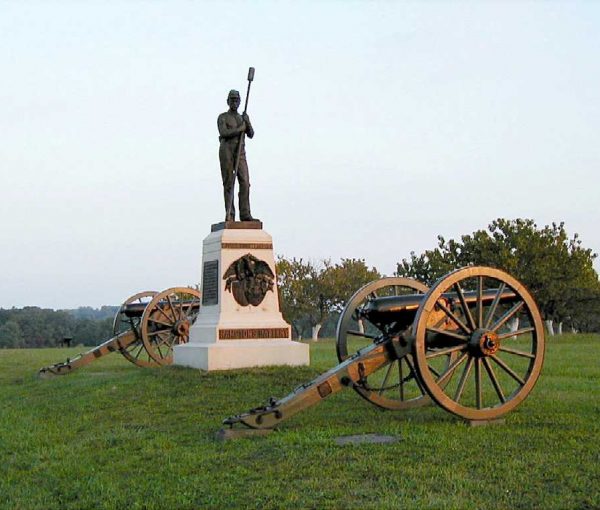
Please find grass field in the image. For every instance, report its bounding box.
[1,334,599,509]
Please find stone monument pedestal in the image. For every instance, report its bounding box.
[174,221,309,371]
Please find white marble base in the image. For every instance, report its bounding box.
[174,340,310,371]
[173,224,309,371]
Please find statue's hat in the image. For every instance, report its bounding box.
[228,89,241,99]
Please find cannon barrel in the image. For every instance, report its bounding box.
[361,288,517,328]
[120,299,200,318]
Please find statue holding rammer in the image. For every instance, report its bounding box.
[218,89,255,221]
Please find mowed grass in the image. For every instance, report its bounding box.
[1,334,599,509]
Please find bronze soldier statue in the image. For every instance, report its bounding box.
[218,89,255,221]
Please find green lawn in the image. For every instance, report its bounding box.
[1,334,599,509]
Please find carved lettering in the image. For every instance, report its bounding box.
[221,243,273,250]
[218,328,290,340]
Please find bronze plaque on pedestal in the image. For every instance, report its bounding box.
[202,260,219,306]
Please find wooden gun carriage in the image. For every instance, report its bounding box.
[224,267,545,430]
[39,287,200,376]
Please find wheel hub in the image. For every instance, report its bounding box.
[469,329,499,357]
[173,320,190,338]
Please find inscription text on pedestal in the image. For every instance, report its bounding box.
[219,328,290,340]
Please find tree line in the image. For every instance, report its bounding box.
[0,306,117,349]
[1,218,598,348]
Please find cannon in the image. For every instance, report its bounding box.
[223,267,545,430]
[39,287,201,376]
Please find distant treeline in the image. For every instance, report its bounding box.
[3,218,599,348]
[0,306,118,349]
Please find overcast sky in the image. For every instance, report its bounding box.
[1,1,599,309]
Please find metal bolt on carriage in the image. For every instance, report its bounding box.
[223,267,545,430]
[39,287,201,376]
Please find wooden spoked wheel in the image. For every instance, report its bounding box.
[113,291,160,368]
[141,287,201,365]
[412,266,545,421]
[336,277,453,410]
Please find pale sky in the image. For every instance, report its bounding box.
[1,1,599,309]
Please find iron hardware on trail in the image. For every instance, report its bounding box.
[223,267,545,432]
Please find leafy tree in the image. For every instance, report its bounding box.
[320,258,381,315]
[396,218,600,332]
[276,256,381,339]
[568,286,600,332]
[0,320,24,348]
[396,237,460,286]
[276,257,324,339]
